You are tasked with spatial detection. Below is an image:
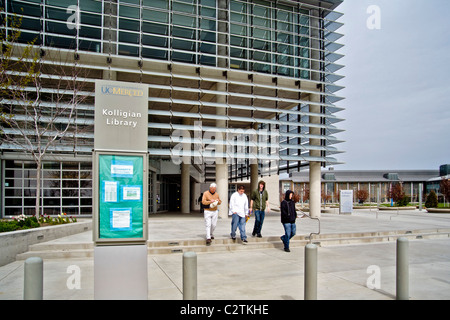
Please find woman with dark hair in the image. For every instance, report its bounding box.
[280,190,297,252]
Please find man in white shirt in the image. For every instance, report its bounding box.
[229,185,249,244]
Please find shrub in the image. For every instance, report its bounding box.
[0,220,20,232]
[0,215,39,232]
[15,215,40,229]
[425,190,438,208]
[396,195,410,207]
[1,212,77,233]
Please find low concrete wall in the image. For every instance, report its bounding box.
[378,206,415,211]
[0,219,92,266]
[426,208,450,214]
[299,207,337,214]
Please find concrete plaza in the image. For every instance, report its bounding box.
[1,209,450,300]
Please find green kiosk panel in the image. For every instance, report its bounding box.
[94,152,148,245]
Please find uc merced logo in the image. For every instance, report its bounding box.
[101,85,144,98]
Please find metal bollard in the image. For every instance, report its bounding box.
[24,257,43,300]
[396,237,409,300]
[183,251,197,300]
[304,244,318,300]
[419,183,423,212]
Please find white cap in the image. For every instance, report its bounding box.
[210,183,217,188]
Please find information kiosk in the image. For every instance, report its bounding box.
[93,80,149,299]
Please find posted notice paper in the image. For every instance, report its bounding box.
[104,181,118,202]
[122,186,141,201]
[111,209,132,230]
[111,160,133,177]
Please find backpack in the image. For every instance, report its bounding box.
[199,193,208,209]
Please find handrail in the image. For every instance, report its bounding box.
[299,211,321,244]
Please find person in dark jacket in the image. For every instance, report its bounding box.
[280,190,297,252]
[250,180,270,238]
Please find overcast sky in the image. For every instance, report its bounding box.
[333,0,450,171]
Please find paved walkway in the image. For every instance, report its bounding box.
[1,209,450,300]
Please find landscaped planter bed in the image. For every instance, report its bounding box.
[0,219,91,266]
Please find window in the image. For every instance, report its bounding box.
[143,0,169,10]
[2,160,92,216]
[143,9,169,24]
[6,0,315,78]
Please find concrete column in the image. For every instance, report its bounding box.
[152,171,157,213]
[214,0,229,218]
[377,186,381,207]
[309,161,321,218]
[215,61,228,218]
[215,96,228,218]
[250,164,258,193]
[419,183,423,211]
[191,182,200,212]
[181,163,190,214]
[309,92,322,219]
[217,0,228,68]
[410,182,414,203]
[250,123,259,193]
[102,0,118,55]
[308,9,322,219]
[216,163,228,219]
[181,117,191,214]
[102,69,117,81]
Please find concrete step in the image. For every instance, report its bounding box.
[17,249,94,260]
[23,242,94,251]
[16,228,450,260]
[148,237,313,254]
[146,229,450,254]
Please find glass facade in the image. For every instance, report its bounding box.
[5,0,343,80]
[2,160,92,216]
[1,159,157,216]
[1,0,345,216]
[229,0,311,78]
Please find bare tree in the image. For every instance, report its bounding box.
[356,189,369,204]
[441,178,450,205]
[1,10,89,217]
[1,11,39,122]
[388,183,405,204]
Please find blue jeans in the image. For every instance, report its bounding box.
[252,210,265,235]
[230,214,247,240]
[281,223,296,249]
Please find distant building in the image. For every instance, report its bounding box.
[281,165,449,203]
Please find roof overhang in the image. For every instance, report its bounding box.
[278,0,344,11]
